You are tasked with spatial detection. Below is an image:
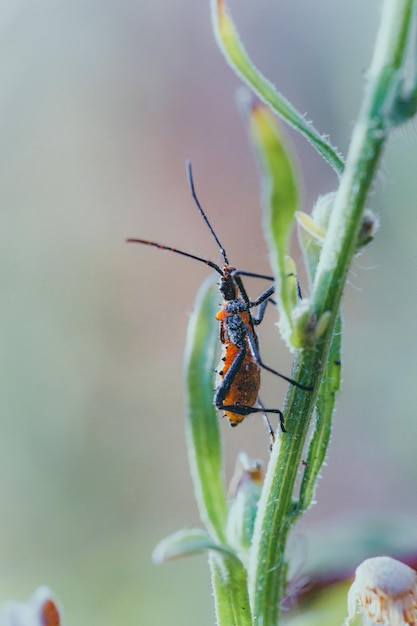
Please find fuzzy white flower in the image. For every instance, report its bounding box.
[0,587,60,626]
[347,556,417,625]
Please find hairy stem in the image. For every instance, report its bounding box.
[248,1,416,623]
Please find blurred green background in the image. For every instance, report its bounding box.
[1,0,416,624]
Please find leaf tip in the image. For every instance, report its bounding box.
[214,0,226,31]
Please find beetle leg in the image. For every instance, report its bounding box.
[214,346,246,406]
[245,329,313,391]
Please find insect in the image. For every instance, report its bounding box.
[127,161,311,437]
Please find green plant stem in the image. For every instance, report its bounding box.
[248,1,416,623]
[248,350,319,624]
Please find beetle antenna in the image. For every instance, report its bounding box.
[186,160,230,267]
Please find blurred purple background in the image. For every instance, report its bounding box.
[0,1,416,623]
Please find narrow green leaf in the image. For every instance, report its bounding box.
[184,281,254,625]
[153,528,236,563]
[184,277,227,542]
[155,528,252,625]
[295,196,342,512]
[245,99,300,348]
[210,552,253,626]
[226,454,264,564]
[211,0,344,174]
[297,314,342,514]
[296,192,335,287]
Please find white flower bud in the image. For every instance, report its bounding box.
[347,556,417,625]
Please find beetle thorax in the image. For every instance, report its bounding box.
[224,299,247,315]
